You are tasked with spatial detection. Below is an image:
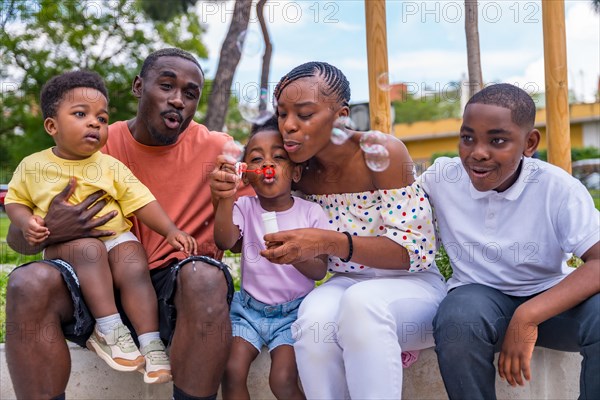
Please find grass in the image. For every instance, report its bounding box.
[0,213,41,266]
[0,271,7,343]
[590,190,600,210]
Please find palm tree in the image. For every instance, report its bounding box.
[257,0,273,111]
[464,0,483,98]
[204,0,252,131]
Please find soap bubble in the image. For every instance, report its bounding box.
[222,140,245,162]
[376,72,393,91]
[236,30,263,57]
[360,130,388,154]
[238,86,275,125]
[330,116,357,145]
[365,145,390,172]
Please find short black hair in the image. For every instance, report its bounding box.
[250,115,279,136]
[40,70,108,119]
[140,48,204,78]
[243,115,281,161]
[274,61,351,107]
[466,83,536,129]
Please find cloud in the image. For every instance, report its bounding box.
[498,2,600,103]
[196,0,599,104]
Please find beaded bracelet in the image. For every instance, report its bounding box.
[340,231,354,263]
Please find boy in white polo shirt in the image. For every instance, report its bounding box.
[419,83,599,399]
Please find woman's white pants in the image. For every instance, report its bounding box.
[292,270,446,399]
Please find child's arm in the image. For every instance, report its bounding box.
[291,255,328,281]
[5,203,50,245]
[214,195,242,251]
[134,201,198,255]
[210,155,243,251]
[498,241,600,387]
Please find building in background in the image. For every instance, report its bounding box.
[393,102,600,171]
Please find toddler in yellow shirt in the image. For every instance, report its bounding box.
[5,70,196,384]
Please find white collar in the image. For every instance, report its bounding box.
[468,158,532,201]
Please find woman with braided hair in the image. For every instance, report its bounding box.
[260,62,447,399]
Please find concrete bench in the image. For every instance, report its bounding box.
[0,343,581,399]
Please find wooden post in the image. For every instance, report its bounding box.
[365,0,391,133]
[542,0,571,173]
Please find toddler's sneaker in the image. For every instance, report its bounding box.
[86,323,145,372]
[140,339,172,384]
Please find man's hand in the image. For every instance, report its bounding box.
[498,309,538,386]
[43,177,117,244]
[7,178,117,254]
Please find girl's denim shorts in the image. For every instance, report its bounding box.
[230,289,305,352]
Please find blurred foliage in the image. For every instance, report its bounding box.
[393,90,461,125]
[435,245,453,281]
[535,147,600,162]
[0,0,208,180]
[430,151,459,164]
[138,0,197,22]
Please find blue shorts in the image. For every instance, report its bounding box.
[230,290,305,352]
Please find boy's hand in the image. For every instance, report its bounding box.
[498,309,538,387]
[166,229,198,256]
[210,155,243,201]
[24,215,49,245]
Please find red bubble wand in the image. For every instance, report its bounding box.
[235,162,275,178]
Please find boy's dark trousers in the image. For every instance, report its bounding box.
[433,284,599,400]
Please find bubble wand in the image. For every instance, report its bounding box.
[235,162,275,178]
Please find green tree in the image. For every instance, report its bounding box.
[0,0,207,181]
[393,91,461,125]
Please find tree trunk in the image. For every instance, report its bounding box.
[257,0,272,111]
[465,0,483,98]
[204,0,252,131]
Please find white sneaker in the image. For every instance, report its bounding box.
[140,339,172,384]
[86,323,144,372]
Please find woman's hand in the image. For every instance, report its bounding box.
[261,228,330,265]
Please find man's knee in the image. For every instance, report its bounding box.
[175,260,231,317]
[178,261,228,293]
[7,263,64,307]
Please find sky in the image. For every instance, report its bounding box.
[194,0,600,105]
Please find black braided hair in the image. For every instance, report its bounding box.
[41,70,108,119]
[467,83,536,130]
[140,48,204,79]
[274,61,351,107]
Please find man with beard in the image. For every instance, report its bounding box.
[6,48,247,400]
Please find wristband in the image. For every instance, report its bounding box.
[340,231,354,263]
